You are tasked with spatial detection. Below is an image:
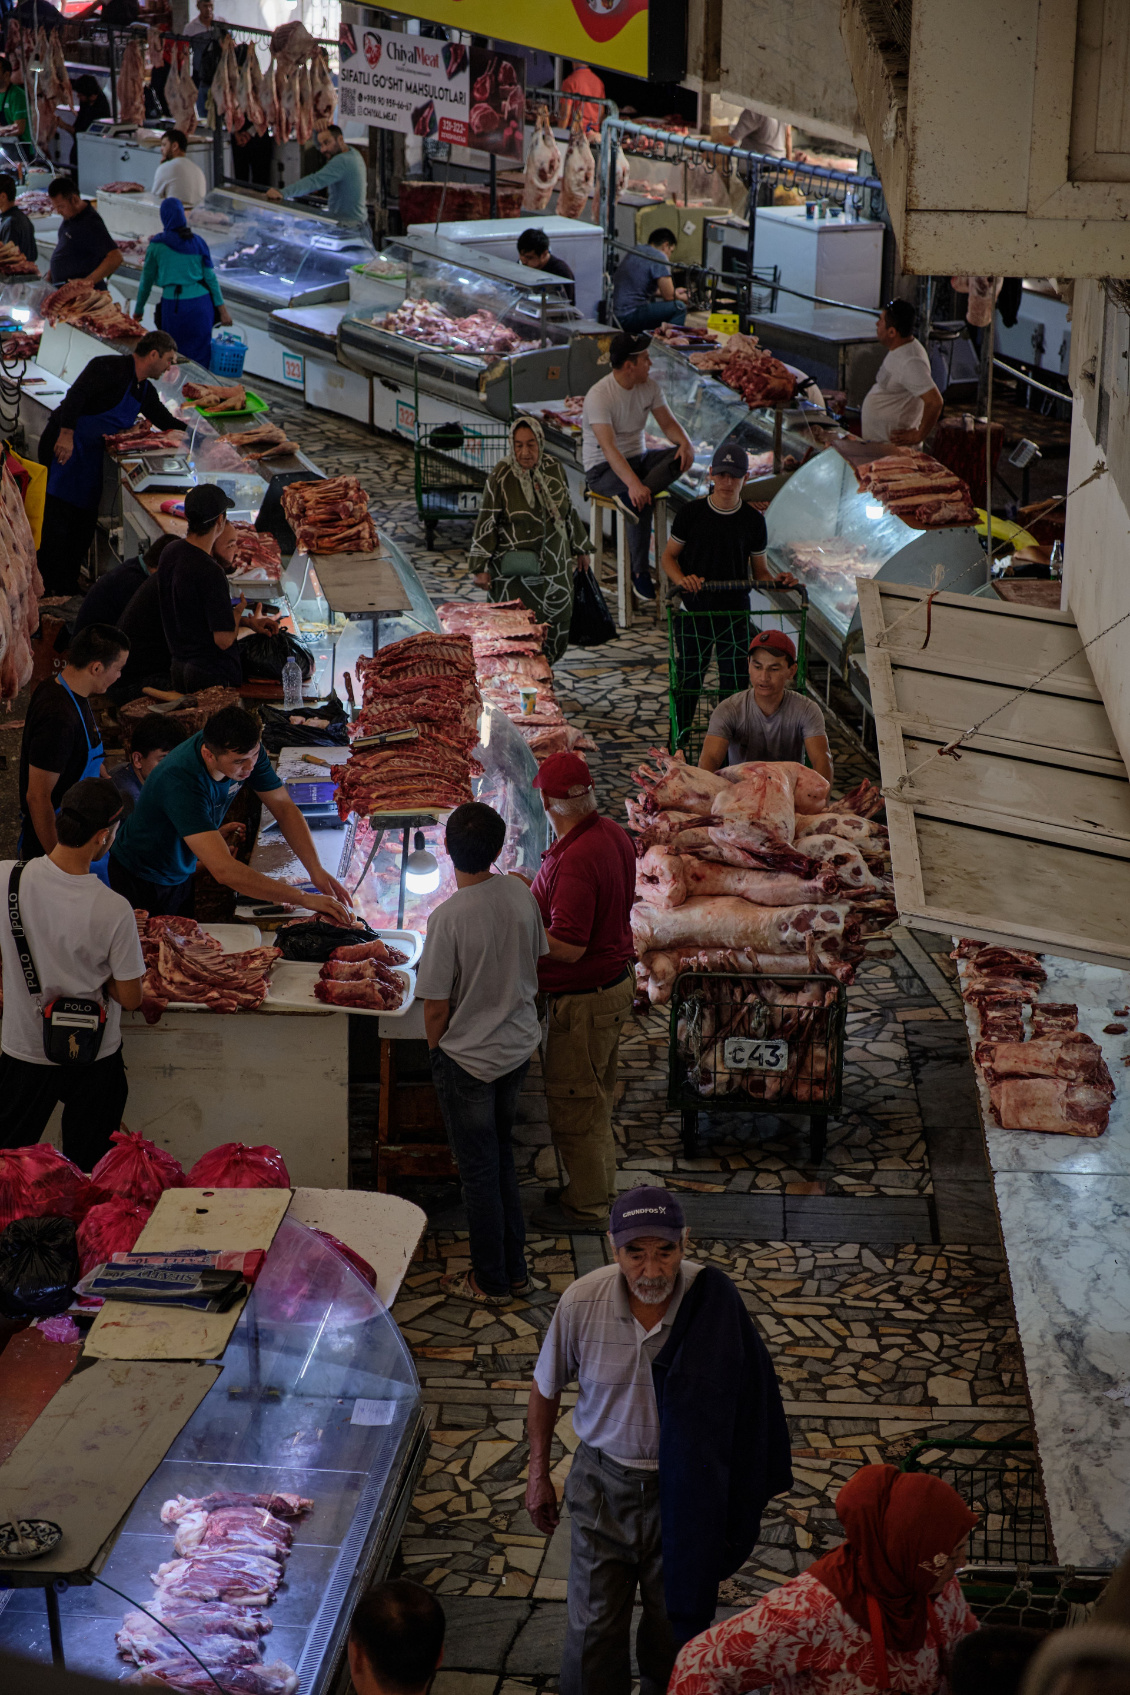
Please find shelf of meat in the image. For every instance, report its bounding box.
[188,191,375,310]
[0,1216,426,1695]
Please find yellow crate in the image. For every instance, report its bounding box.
[708,311,739,335]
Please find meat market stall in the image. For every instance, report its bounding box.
[77,122,221,200]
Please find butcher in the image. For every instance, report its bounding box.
[36,329,180,596]
[157,484,280,692]
[47,175,121,289]
[516,227,576,305]
[266,126,366,226]
[699,629,833,782]
[524,752,636,1235]
[861,299,944,446]
[108,702,355,922]
[151,129,207,207]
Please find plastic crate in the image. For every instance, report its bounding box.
[902,1440,1051,1566]
[210,331,249,379]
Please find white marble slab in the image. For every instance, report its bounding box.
[995,1171,1130,1566]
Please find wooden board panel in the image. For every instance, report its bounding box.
[289,1188,426,1309]
[897,737,1130,849]
[890,667,1125,765]
[307,551,412,615]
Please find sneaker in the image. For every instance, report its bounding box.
[631,572,656,603]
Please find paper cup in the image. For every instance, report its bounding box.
[519,686,538,716]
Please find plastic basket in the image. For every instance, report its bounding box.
[210,331,248,379]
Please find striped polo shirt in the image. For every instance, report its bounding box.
[533,1260,702,1468]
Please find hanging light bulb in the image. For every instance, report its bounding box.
[405,829,440,895]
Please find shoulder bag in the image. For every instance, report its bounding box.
[8,864,107,1066]
[497,515,547,583]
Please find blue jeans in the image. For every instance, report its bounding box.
[429,1046,530,1296]
[586,446,683,580]
[618,300,687,334]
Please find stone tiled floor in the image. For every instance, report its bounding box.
[254,383,1035,1692]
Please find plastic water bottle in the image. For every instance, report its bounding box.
[282,656,303,709]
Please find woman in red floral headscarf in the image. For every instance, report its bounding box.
[668,1464,979,1695]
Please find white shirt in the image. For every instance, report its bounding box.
[731,109,787,158]
[581,370,663,472]
[860,337,937,442]
[0,857,144,1066]
[184,13,227,34]
[152,155,208,208]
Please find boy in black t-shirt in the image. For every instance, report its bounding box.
[660,442,796,747]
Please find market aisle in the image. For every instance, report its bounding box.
[231,389,1038,1690]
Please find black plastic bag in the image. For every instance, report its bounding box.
[240,630,314,683]
[569,568,617,647]
[0,1216,80,1319]
[259,694,350,753]
[276,918,381,963]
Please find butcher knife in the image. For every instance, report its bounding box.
[351,727,421,750]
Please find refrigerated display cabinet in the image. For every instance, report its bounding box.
[188,191,376,312]
[0,1216,427,1694]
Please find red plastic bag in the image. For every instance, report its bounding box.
[0,1145,91,1233]
[185,1144,291,1189]
[89,1129,184,1207]
[77,1196,153,1277]
[312,1229,377,1288]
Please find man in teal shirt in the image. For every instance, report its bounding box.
[108,703,354,922]
[267,126,366,226]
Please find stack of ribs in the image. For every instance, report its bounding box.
[104,418,188,457]
[958,941,1116,1135]
[437,600,594,761]
[858,452,977,529]
[336,632,483,818]
[43,280,145,341]
[114,1489,313,1691]
[281,476,378,554]
[0,239,37,276]
[137,919,281,1023]
[315,935,407,1011]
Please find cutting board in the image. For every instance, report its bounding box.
[83,1187,291,1362]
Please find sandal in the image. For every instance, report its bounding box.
[440,1269,511,1305]
[510,1274,547,1297]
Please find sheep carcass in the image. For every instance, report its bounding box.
[632,896,857,958]
[521,106,561,212]
[310,47,335,128]
[637,846,837,910]
[556,115,594,218]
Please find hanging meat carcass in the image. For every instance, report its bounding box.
[166,44,198,138]
[118,38,146,126]
[556,114,594,219]
[276,62,298,146]
[34,28,57,142]
[5,18,22,83]
[261,56,280,137]
[295,60,314,145]
[240,47,267,137]
[212,34,242,133]
[309,47,334,129]
[146,24,164,73]
[270,20,314,65]
[521,106,561,212]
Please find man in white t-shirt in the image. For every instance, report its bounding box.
[0,778,145,1168]
[582,331,694,602]
[151,129,207,207]
[860,298,944,445]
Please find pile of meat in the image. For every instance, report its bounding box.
[677,975,842,1103]
[43,281,145,343]
[856,452,977,529]
[184,382,247,412]
[627,752,894,1005]
[114,1489,312,1691]
[538,396,585,434]
[314,936,407,1011]
[437,600,593,761]
[689,333,795,405]
[225,523,281,580]
[116,237,151,269]
[336,633,483,818]
[281,476,378,555]
[0,240,36,276]
[101,181,146,195]
[374,298,535,360]
[0,458,43,700]
[16,190,53,218]
[104,419,187,457]
[223,423,297,460]
[652,323,724,351]
[783,540,883,616]
[119,687,240,748]
[958,941,1116,1136]
[1,332,40,362]
[135,913,281,1023]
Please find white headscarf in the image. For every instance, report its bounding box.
[505,415,570,545]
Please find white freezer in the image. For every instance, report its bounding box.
[408,213,603,321]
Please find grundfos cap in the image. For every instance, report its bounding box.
[532,751,595,799]
[610,1186,686,1248]
[749,628,797,661]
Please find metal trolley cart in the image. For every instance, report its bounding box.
[414,419,510,549]
[669,970,846,1162]
[667,588,809,759]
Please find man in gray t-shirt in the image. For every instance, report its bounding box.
[700,628,832,779]
[417,801,548,1304]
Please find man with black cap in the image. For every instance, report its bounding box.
[660,440,797,745]
[158,484,279,692]
[581,331,694,602]
[700,626,833,780]
[0,777,145,1165]
[525,751,636,1235]
[526,1185,791,1695]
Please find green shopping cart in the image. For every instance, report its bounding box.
[414,421,511,549]
[667,586,809,760]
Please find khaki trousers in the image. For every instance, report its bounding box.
[543,971,634,1223]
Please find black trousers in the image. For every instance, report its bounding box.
[672,610,749,747]
[109,855,194,917]
[0,1047,128,1168]
[37,495,99,595]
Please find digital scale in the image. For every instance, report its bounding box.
[122,454,196,493]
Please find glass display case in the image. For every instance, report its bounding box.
[189,190,376,310]
[0,1218,426,1695]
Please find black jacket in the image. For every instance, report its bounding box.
[39,355,178,466]
[652,1264,793,1644]
[0,206,36,263]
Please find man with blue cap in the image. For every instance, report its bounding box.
[526,1186,791,1694]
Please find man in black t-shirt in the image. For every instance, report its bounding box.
[18,623,129,858]
[516,228,576,306]
[660,442,797,748]
[158,484,279,693]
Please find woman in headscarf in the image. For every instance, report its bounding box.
[669,1464,979,1695]
[468,416,590,666]
[134,198,231,368]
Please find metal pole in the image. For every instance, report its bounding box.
[396,824,409,927]
[984,313,995,526]
[743,160,759,332]
[489,151,497,220]
[46,1585,65,1668]
[107,28,118,122]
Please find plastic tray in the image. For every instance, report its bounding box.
[191,390,269,420]
[264,961,415,1018]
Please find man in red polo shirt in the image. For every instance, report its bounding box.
[527,752,636,1234]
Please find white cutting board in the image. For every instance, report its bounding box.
[264,962,415,1018]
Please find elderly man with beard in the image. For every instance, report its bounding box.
[526,1188,792,1695]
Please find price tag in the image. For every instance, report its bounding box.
[351,1398,399,1426]
[457,490,481,513]
[723,1036,789,1072]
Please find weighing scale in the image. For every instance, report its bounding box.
[121,454,196,493]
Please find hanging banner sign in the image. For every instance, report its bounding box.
[338,24,471,142]
[370,0,686,82]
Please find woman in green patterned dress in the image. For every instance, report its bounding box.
[469,416,591,665]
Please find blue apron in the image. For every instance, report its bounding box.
[46,380,142,511]
[18,677,109,884]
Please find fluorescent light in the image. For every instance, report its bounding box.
[405,830,440,895]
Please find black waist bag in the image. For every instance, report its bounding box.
[8,863,107,1065]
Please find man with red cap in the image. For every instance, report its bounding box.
[699,627,833,780]
[526,751,636,1234]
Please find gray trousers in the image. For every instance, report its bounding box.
[561,1441,677,1695]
